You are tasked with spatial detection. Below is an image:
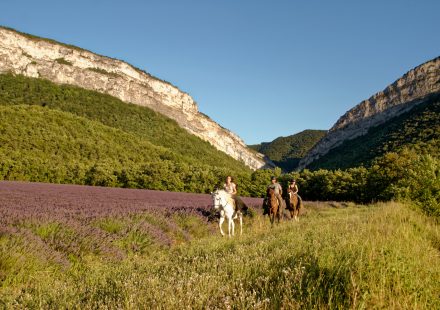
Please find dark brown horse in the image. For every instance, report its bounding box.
[287,188,302,221]
[267,187,281,225]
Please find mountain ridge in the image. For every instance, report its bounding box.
[306,93,440,170]
[0,26,266,170]
[298,56,440,169]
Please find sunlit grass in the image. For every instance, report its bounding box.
[0,202,439,309]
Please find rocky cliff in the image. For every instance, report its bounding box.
[0,27,266,170]
[298,56,440,169]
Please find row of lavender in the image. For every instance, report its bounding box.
[0,181,262,265]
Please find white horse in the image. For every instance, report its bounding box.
[211,189,243,237]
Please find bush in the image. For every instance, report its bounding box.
[289,146,439,216]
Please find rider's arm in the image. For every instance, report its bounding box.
[293,185,298,194]
[232,183,237,195]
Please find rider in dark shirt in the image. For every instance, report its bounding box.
[287,179,302,205]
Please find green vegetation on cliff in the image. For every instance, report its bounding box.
[0,73,267,194]
[307,94,440,170]
[0,73,258,192]
[0,73,250,172]
[249,129,326,171]
[0,105,241,192]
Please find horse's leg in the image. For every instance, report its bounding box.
[230,215,235,236]
[278,200,283,222]
[219,211,225,236]
[289,205,294,220]
[239,214,243,236]
[295,199,300,221]
[233,212,238,236]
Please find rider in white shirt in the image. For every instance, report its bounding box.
[223,176,247,212]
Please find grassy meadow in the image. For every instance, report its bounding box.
[1,202,439,309]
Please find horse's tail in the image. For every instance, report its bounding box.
[241,201,249,212]
[236,196,248,212]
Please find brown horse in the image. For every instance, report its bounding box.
[267,187,281,225]
[287,188,302,221]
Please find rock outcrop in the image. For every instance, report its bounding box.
[298,56,440,169]
[0,27,266,170]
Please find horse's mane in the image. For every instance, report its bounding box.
[216,189,235,207]
[267,187,276,196]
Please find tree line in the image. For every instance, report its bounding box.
[0,74,438,217]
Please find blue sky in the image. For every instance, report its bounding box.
[1,0,439,144]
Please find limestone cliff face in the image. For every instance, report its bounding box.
[298,56,440,169]
[0,27,266,170]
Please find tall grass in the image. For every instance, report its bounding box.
[1,202,439,309]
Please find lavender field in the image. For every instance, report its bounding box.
[0,180,262,221]
[0,181,262,260]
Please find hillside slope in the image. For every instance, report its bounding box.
[0,105,249,192]
[307,93,440,170]
[250,130,326,171]
[0,26,265,169]
[299,56,440,169]
[0,73,249,173]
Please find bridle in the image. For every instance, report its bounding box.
[213,192,226,209]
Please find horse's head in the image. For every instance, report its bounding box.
[267,187,275,197]
[211,189,226,210]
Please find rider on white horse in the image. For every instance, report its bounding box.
[223,176,247,213]
[212,189,243,237]
[223,175,237,195]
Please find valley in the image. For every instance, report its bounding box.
[0,21,439,309]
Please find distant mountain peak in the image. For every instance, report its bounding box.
[299,56,440,170]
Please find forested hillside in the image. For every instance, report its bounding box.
[0,73,255,192]
[249,130,326,171]
[0,74,249,171]
[307,93,440,170]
